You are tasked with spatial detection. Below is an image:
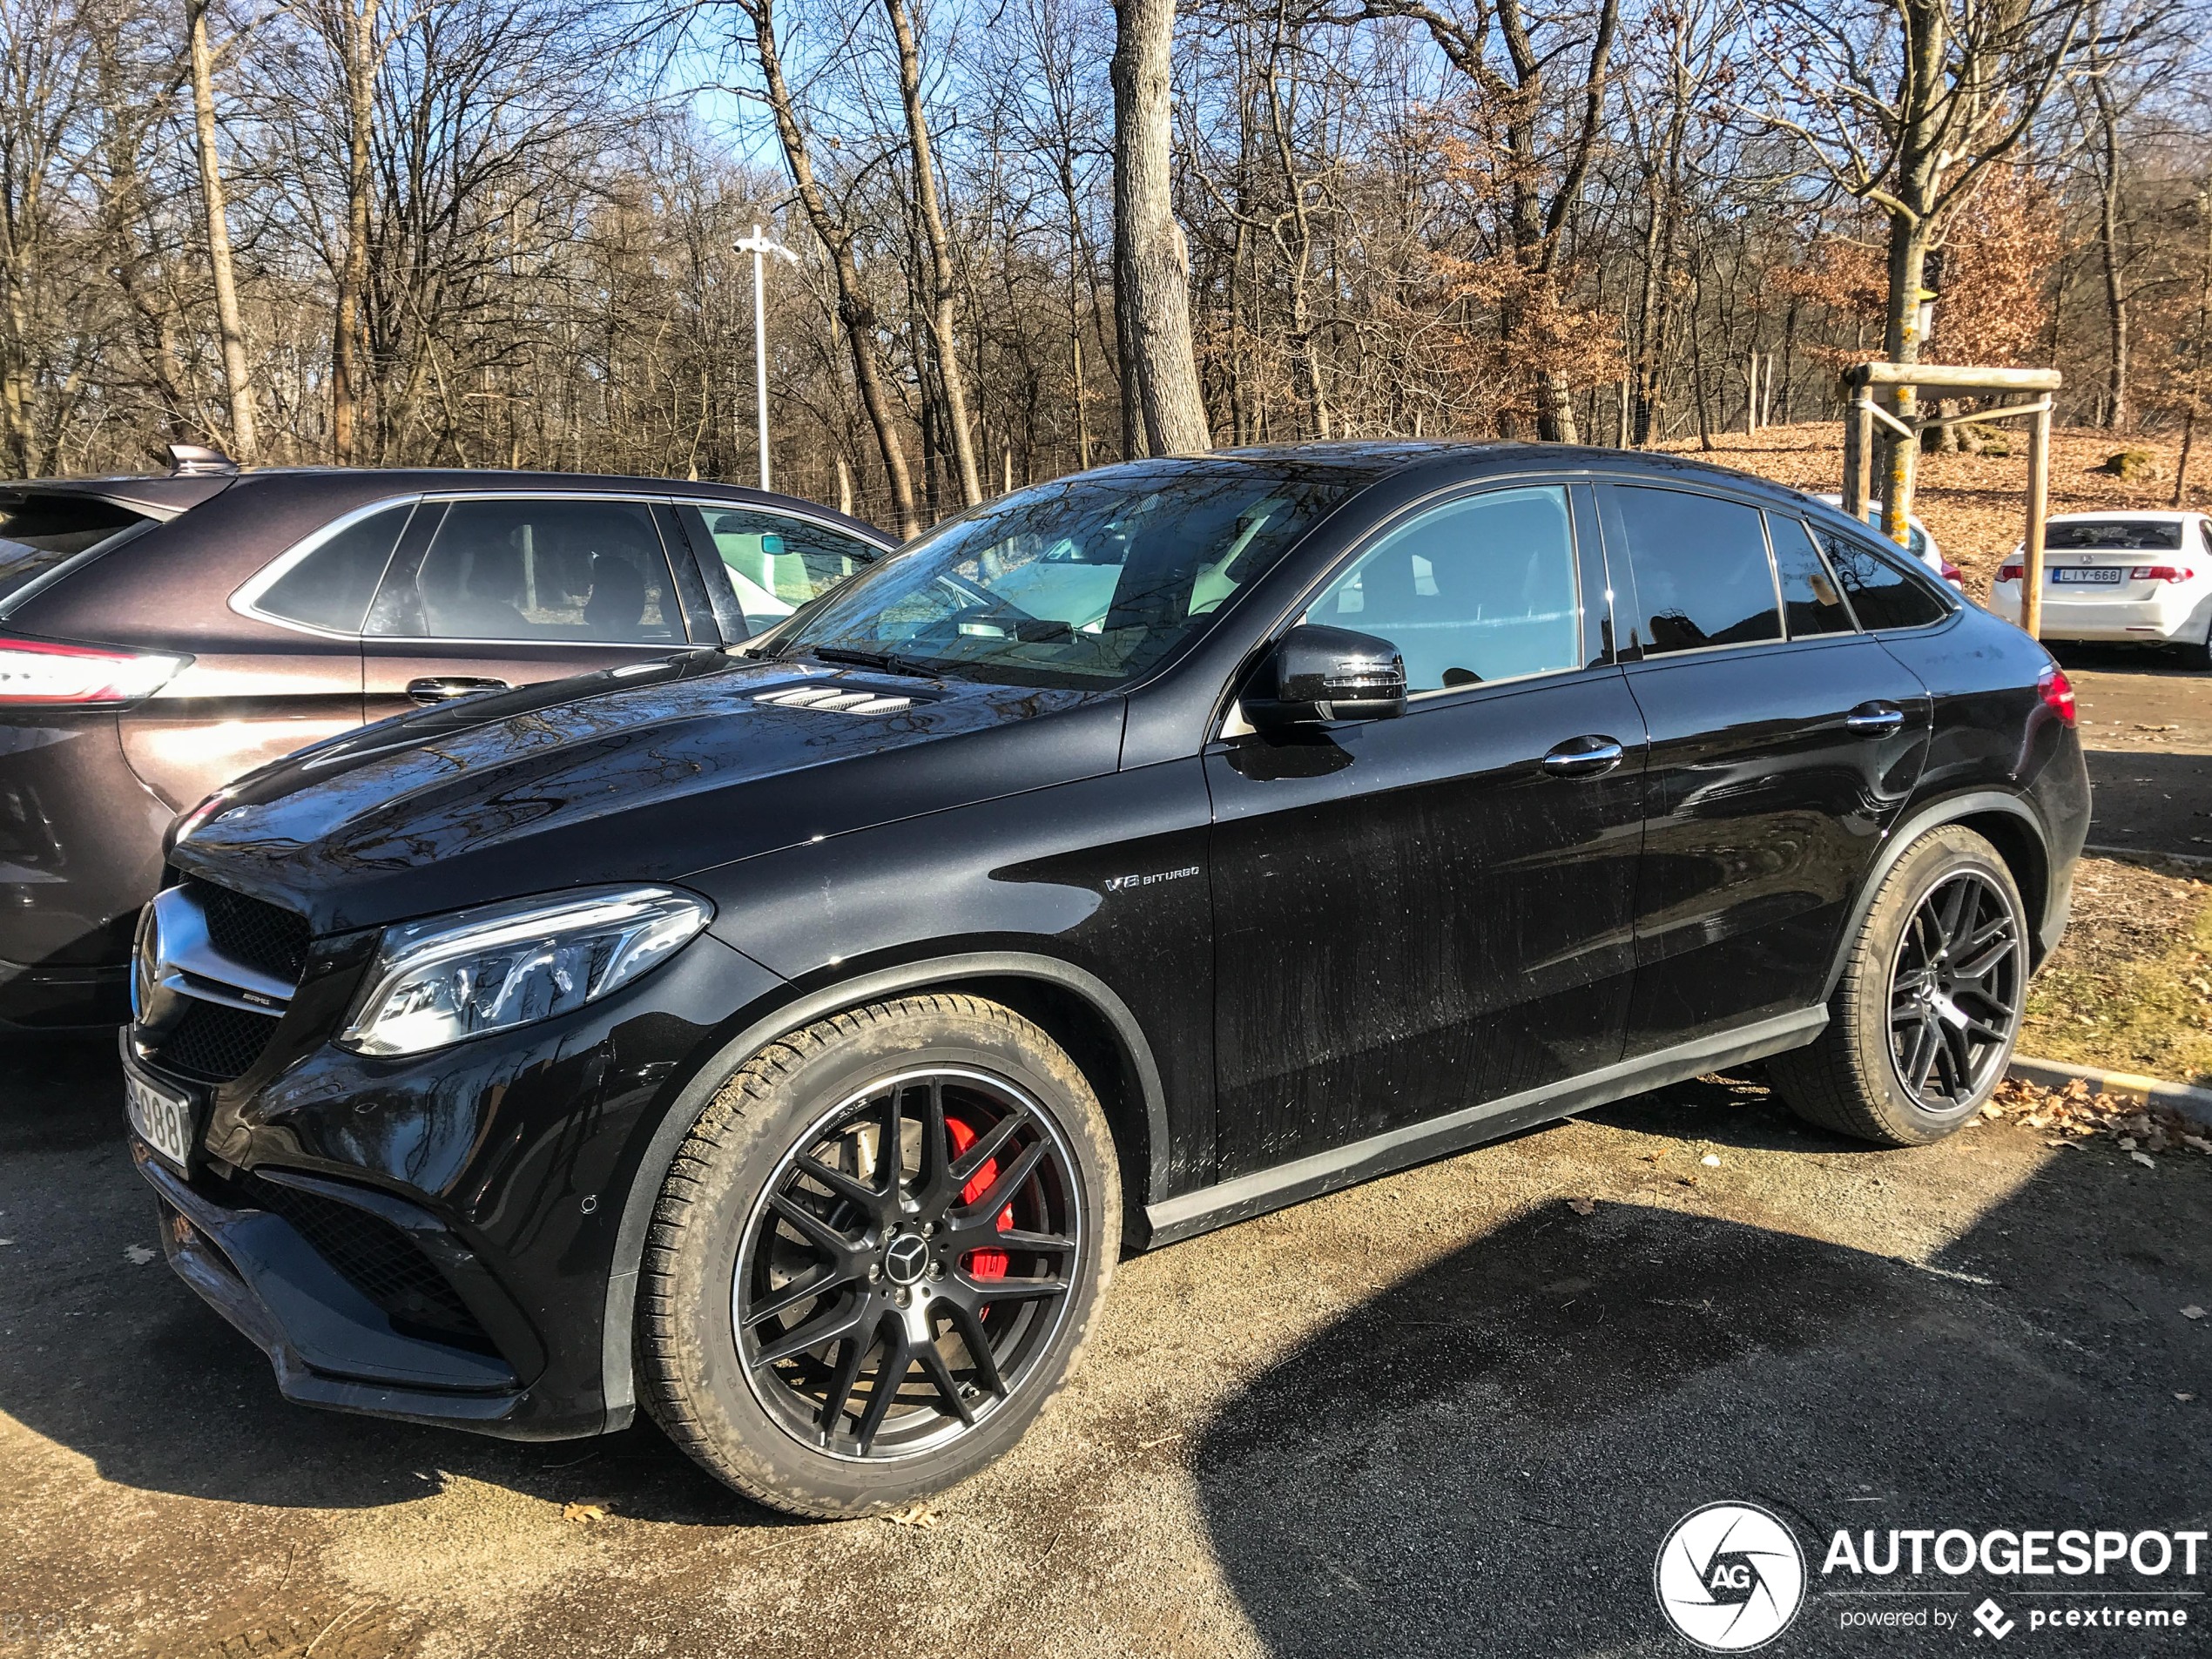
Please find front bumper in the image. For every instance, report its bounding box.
[134,1141,550,1433]
[129,926,784,1441]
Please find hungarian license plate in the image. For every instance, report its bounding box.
[124,1062,198,1170]
[2053,566,2123,585]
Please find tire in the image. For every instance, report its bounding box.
[636,994,1119,1519]
[2181,617,2212,673]
[1769,826,2029,1147]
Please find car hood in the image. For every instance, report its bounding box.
[171,650,1125,936]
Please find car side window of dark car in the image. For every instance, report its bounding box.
[1300,485,1581,692]
[676,504,876,637]
[1810,523,1953,631]
[366,497,685,644]
[250,502,415,634]
[1766,514,1856,639]
[1610,486,1781,656]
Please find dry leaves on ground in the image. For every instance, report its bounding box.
[1983,1077,2212,1161]
[562,1501,608,1524]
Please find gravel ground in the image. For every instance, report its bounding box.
[1,1038,2204,1657]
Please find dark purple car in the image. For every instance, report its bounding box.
[0,451,889,1028]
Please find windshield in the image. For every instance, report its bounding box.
[0,493,155,607]
[2047,520,2183,551]
[763,465,1366,689]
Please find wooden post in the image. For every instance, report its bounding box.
[2023,407,2051,642]
[1842,372,1873,521]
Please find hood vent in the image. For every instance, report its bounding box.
[753,686,914,716]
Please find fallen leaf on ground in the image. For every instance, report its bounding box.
[884,1502,941,1529]
[2179,1393,2197,1402]
[2182,1306,2206,1321]
[563,1501,608,1523]
[124,1245,156,1264]
[1700,1154,1721,1168]
[1567,1197,1596,1217]
[2130,1151,2158,1170]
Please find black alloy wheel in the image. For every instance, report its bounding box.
[733,1068,1084,1460]
[1885,869,2023,1109]
[1769,825,2029,1147]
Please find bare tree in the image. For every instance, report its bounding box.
[1113,0,1211,453]
[185,0,255,459]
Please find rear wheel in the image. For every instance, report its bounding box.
[636,995,1118,1518]
[1770,826,2028,1146]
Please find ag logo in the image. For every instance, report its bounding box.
[1655,1502,1806,1652]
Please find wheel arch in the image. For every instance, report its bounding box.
[1820,790,2054,1005]
[596,950,1170,1430]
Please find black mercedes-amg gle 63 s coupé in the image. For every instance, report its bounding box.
[123,443,2087,1517]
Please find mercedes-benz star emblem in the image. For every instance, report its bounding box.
[884,1231,929,1285]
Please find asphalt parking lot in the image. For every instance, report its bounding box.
[2,1037,2206,1657]
[2054,646,2212,860]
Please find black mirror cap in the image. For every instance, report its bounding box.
[1246,623,1406,729]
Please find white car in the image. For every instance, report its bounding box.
[1988,511,2212,668]
[1813,494,1962,590]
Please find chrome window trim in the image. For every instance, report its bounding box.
[230,494,421,640]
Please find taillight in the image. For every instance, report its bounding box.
[1940,560,1964,589]
[2038,664,2076,726]
[2129,565,2195,583]
[0,635,187,705]
[1997,559,2024,583]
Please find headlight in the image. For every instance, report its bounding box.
[339,886,712,1056]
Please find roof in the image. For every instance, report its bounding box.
[1,466,892,541]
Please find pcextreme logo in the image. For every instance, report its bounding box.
[1656,1502,1808,1652]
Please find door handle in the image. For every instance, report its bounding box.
[407,676,509,705]
[1845,702,1905,737]
[1541,735,1626,778]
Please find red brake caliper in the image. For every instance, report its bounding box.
[945,1116,1014,1281]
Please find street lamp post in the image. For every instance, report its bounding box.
[734,223,799,490]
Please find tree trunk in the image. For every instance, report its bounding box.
[739,0,919,536]
[1111,0,1210,455]
[186,0,256,462]
[329,0,378,465]
[883,0,982,506]
[2094,78,2128,431]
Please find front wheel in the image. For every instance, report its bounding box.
[636,995,1119,1518]
[1770,826,2029,1146]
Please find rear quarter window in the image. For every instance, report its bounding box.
[0,494,156,609]
[1811,524,1952,631]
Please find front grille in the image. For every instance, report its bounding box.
[185,878,312,982]
[233,1173,496,1353]
[155,998,280,1082]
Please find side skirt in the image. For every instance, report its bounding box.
[1141,1007,1828,1247]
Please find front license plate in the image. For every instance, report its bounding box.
[124,1064,199,1170]
[2053,566,2123,585]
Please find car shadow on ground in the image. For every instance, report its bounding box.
[1189,1085,2209,1656]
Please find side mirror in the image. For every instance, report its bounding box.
[1244,624,1406,730]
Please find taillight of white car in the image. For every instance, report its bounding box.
[0,635,188,705]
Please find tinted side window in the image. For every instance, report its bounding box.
[1812,525,1951,631]
[368,498,682,644]
[1615,487,1780,655]
[682,505,874,635]
[256,503,413,633]
[1303,486,1580,692]
[1768,516,1854,638]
